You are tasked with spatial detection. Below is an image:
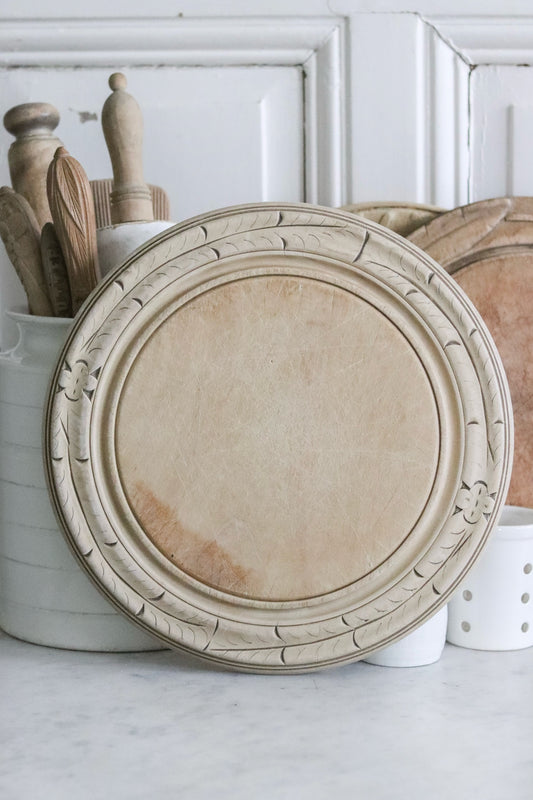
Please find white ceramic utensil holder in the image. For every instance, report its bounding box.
[363,605,448,667]
[97,221,174,278]
[447,505,533,651]
[0,310,162,651]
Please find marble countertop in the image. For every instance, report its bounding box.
[1,631,532,800]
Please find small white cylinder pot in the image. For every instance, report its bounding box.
[0,310,162,651]
[96,220,174,278]
[363,605,448,668]
[447,505,533,651]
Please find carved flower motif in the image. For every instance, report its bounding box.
[58,359,98,402]
[455,481,495,525]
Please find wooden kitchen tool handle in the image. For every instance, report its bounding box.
[0,186,53,316]
[91,179,170,228]
[40,222,73,318]
[3,102,62,229]
[47,147,100,314]
[101,73,154,224]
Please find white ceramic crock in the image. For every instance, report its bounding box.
[0,310,162,651]
[96,220,174,278]
[363,605,448,667]
[447,505,533,651]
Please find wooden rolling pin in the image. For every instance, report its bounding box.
[101,72,154,224]
[3,102,62,229]
[97,72,173,278]
[91,179,170,229]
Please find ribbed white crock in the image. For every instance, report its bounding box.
[0,310,163,651]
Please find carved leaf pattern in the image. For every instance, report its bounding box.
[408,197,511,268]
[40,222,73,317]
[208,647,286,669]
[47,147,100,313]
[279,630,357,668]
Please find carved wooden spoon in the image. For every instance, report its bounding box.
[47,146,101,314]
[40,222,73,318]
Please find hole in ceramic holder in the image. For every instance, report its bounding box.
[521,593,530,604]
[463,590,472,601]
[524,564,532,575]
[521,622,529,633]
[461,621,470,632]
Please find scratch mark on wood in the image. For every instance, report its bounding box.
[352,230,370,263]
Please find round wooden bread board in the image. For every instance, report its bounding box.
[44,203,513,672]
[341,201,445,238]
[409,196,531,509]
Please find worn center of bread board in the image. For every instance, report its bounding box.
[115,274,439,600]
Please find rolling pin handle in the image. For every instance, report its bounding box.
[101,72,154,224]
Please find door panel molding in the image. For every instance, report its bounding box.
[426,15,533,201]
[420,19,470,207]
[0,16,347,206]
[427,16,533,66]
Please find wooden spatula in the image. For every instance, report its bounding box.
[0,186,53,316]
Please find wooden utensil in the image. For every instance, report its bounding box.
[91,179,170,229]
[40,222,73,318]
[47,147,100,314]
[96,73,173,278]
[101,73,154,224]
[409,196,533,508]
[0,186,53,316]
[3,102,62,229]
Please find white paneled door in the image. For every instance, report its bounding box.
[0,66,304,220]
[469,65,533,200]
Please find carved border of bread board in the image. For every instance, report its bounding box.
[44,203,513,672]
[341,202,445,238]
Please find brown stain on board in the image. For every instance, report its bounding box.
[455,254,533,508]
[130,480,255,595]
